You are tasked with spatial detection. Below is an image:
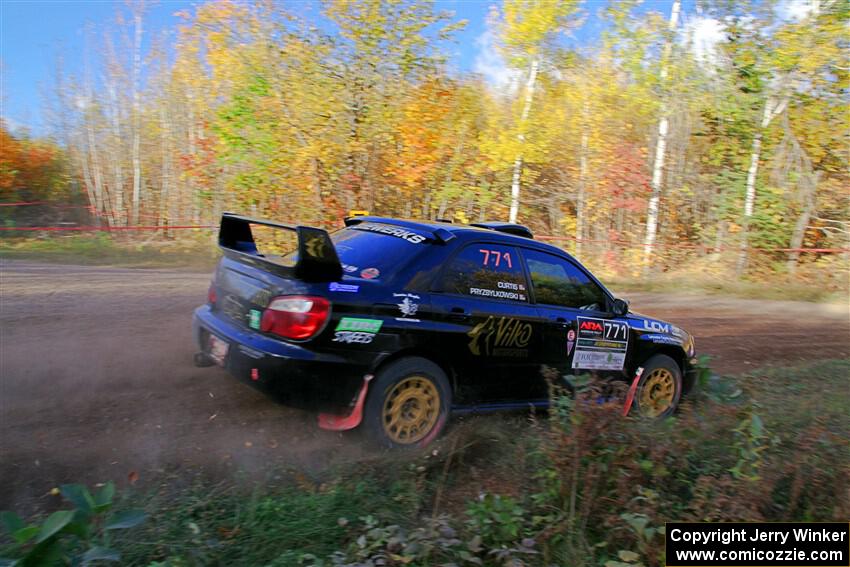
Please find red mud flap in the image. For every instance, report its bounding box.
[622,367,644,417]
[318,375,373,431]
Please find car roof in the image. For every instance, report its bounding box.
[346,216,572,258]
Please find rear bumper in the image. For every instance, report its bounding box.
[192,305,366,409]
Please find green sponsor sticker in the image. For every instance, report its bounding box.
[248,309,262,330]
[336,317,383,334]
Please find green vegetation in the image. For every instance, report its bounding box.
[3,0,848,283]
[0,235,217,270]
[0,483,146,566]
[3,359,847,566]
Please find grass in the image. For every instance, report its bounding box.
[736,359,850,437]
[2,359,848,565]
[606,274,845,303]
[0,234,218,270]
[4,235,848,302]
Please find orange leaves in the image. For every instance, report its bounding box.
[0,123,68,201]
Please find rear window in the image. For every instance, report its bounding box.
[332,224,430,280]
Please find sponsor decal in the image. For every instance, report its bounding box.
[341,263,358,273]
[641,319,671,334]
[393,293,420,321]
[332,331,375,344]
[329,282,359,293]
[567,329,576,356]
[305,235,327,258]
[355,222,427,244]
[247,309,262,330]
[639,333,681,345]
[360,267,380,279]
[467,316,532,357]
[468,287,525,301]
[572,317,629,371]
[336,317,383,334]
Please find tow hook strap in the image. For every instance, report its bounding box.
[318,374,374,431]
[622,367,644,417]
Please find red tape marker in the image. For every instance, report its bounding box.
[623,367,644,417]
[0,225,214,232]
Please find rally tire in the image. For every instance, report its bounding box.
[634,354,683,418]
[363,357,451,449]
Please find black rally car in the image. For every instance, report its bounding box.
[193,214,697,447]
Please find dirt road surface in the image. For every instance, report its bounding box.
[2,260,848,512]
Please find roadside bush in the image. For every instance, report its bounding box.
[0,483,146,566]
[4,360,847,566]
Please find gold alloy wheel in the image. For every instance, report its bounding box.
[639,368,676,417]
[382,375,441,444]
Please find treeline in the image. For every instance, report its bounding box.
[8,0,850,276]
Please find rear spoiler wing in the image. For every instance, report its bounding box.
[218,213,343,282]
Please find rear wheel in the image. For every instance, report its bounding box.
[363,357,451,448]
[634,354,682,418]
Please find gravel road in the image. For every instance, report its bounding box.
[2,260,848,512]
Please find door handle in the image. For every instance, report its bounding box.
[551,317,568,327]
[448,307,470,322]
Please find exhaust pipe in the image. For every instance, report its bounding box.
[194,352,214,367]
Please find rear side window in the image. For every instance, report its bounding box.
[438,244,528,302]
[331,224,430,280]
[522,249,607,310]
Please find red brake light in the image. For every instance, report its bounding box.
[208,283,217,304]
[261,296,330,340]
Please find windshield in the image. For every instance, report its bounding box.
[331,224,431,280]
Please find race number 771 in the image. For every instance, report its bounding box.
[479,249,512,268]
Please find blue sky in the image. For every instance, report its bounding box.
[2,0,800,137]
[0,0,601,135]
[0,1,467,134]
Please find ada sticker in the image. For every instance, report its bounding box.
[329,282,359,293]
[572,317,629,371]
[360,267,380,280]
[336,317,383,334]
[393,293,420,321]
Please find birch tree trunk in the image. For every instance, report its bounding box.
[735,96,787,275]
[130,5,143,226]
[107,79,125,226]
[785,188,815,274]
[642,0,680,274]
[159,104,171,232]
[576,102,589,259]
[509,57,539,224]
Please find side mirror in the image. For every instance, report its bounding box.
[612,298,629,317]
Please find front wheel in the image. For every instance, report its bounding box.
[363,357,451,448]
[634,354,683,418]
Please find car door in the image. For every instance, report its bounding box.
[430,242,545,402]
[520,248,630,379]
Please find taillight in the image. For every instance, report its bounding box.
[208,283,217,305]
[261,296,330,340]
